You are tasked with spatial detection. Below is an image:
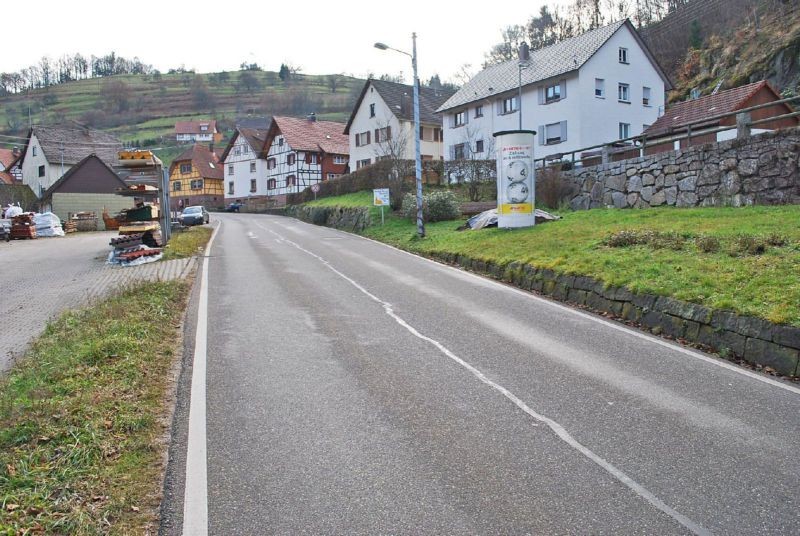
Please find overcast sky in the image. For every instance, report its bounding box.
[2,0,563,82]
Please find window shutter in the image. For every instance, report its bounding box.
[538,87,544,105]
[496,100,503,115]
[386,126,391,140]
[560,121,568,142]
[367,131,371,144]
[305,152,312,164]
[538,126,545,146]
[375,129,380,142]
[464,111,469,125]
[449,145,455,160]
[560,79,567,99]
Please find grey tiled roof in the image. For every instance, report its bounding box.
[345,80,456,133]
[438,20,628,112]
[29,125,122,166]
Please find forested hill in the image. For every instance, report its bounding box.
[0,69,365,152]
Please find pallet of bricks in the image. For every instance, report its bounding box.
[108,198,163,265]
[69,211,98,232]
[10,213,36,240]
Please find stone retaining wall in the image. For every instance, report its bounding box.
[566,128,800,210]
[425,252,799,376]
[285,205,371,233]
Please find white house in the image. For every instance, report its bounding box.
[437,19,671,165]
[175,120,219,143]
[344,79,455,170]
[17,125,122,198]
[263,115,349,201]
[221,127,269,202]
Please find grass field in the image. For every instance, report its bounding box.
[0,281,189,534]
[303,192,800,326]
[162,225,213,260]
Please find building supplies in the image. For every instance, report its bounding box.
[10,213,37,239]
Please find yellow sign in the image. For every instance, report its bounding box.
[498,203,534,215]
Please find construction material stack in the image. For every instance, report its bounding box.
[10,213,37,240]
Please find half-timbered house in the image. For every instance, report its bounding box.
[169,144,224,210]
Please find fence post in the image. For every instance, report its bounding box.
[737,112,752,139]
[601,145,610,165]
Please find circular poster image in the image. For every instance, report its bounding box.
[506,160,529,183]
[507,182,530,204]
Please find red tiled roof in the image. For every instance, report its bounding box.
[0,171,15,185]
[170,144,223,180]
[0,148,16,170]
[271,116,349,156]
[645,81,776,137]
[175,120,218,135]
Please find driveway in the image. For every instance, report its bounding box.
[0,232,195,371]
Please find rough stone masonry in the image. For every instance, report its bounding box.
[565,128,800,210]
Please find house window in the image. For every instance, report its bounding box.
[618,83,630,103]
[545,122,564,145]
[475,139,484,153]
[433,128,442,142]
[545,83,562,103]
[250,178,257,192]
[334,155,347,164]
[375,127,392,143]
[286,175,296,187]
[308,153,318,164]
[287,153,296,166]
[234,146,241,156]
[453,143,466,160]
[228,164,234,175]
[267,158,276,169]
[327,173,340,180]
[502,96,517,114]
[267,178,277,189]
[454,111,466,127]
[619,122,631,139]
[278,137,284,146]
[173,181,182,191]
[419,125,426,140]
[643,87,652,106]
[250,162,256,173]
[200,124,209,131]
[243,144,249,154]
[228,181,234,194]
[180,163,192,174]
[475,105,483,118]
[38,165,45,177]
[33,146,38,157]
[369,103,376,117]
[355,131,371,147]
[595,78,605,98]
[619,47,629,64]
[190,179,203,189]
[356,158,371,169]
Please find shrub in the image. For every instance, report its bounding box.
[401,191,461,222]
[695,235,721,253]
[766,233,788,247]
[536,165,576,209]
[732,234,767,256]
[603,229,687,250]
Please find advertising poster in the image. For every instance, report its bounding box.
[494,131,536,228]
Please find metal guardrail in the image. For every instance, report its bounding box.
[535,94,800,168]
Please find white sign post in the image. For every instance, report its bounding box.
[311,182,320,201]
[373,188,390,225]
[493,130,537,229]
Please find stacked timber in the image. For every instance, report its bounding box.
[10,213,36,240]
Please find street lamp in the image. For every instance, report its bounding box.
[374,33,424,238]
[518,42,531,130]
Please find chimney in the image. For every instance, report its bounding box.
[12,146,20,157]
[307,112,317,122]
[518,42,530,63]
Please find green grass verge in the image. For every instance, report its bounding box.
[0,281,190,534]
[302,192,800,326]
[162,225,213,261]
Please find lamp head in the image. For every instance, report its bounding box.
[374,42,389,50]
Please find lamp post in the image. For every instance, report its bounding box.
[374,33,424,238]
[518,42,530,130]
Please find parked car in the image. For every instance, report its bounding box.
[225,202,243,212]
[179,206,209,226]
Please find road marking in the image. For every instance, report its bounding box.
[284,218,800,397]
[182,220,221,536]
[247,231,257,239]
[261,223,711,536]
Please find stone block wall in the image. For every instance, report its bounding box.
[565,128,800,211]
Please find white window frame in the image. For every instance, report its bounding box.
[454,110,466,127]
[643,87,652,107]
[227,164,234,175]
[619,47,629,64]
[619,122,631,140]
[474,105,483,118]
[333,155,347,164]
[545,122,563,145]
[595,78,605,98]
[618,83,630,103]
[545,83,562,103]
[502,96,517,114]
[250,161,256,173]
[228,181,234,194]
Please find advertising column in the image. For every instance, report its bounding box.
[493,130,536,228]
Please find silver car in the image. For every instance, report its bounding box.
[179,206,210,226]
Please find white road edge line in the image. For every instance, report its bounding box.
[264,224,711,536]
[182,221,221,536]
[279,217,800,396]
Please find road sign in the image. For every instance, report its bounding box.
[311,183,320,193]
[373,188,390,206]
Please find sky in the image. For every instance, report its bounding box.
[1,0,564,82]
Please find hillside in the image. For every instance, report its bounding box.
[0,70,365,164]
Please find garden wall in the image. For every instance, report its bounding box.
[565,128,800,211]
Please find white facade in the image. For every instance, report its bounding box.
[348,82,445,170]
[441,23,666,165]
[177,133,215,142]
[21,134,69,197]
[264,134,325,196]
[223,134,268,200]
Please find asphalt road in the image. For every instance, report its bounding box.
[168,213,800,535]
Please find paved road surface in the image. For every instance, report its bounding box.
[168,213,800,535]
[0,233,194,371]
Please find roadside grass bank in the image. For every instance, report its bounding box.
[0,281,189,534]
[162,225,213,261]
